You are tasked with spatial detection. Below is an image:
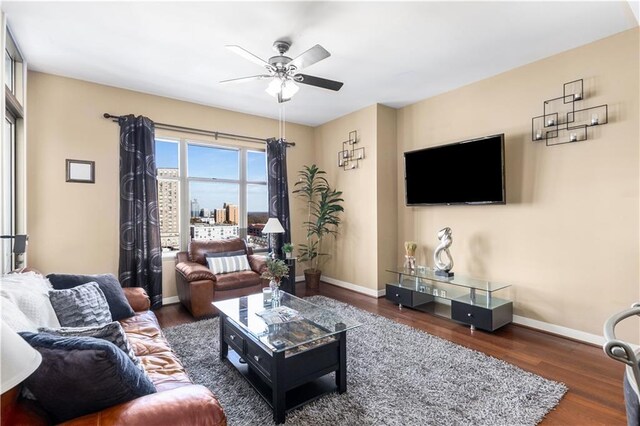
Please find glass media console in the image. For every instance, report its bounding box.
[386,267,513,331]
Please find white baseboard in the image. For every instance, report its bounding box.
[317,277,615,347]
[321,276,385,298]
[512,315,607,346]
[162,296,180,305]
[295,275,305,282]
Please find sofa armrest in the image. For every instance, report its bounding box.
[59,385,226,426]
[176,251,190,263]
[248,254,267,275]
[123,287,151,312]
[176,261,216,282]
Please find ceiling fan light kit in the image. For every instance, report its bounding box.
[221,40,343,103]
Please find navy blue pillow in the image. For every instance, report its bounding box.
[47,273,135,321]
[205,250,246,258]
[19,332,156,423]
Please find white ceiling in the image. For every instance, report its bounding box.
[2,1,638,126]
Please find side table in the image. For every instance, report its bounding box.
[279,258,296,295]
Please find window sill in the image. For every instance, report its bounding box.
[162,251,178,260]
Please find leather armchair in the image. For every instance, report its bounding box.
[175,238,267,318]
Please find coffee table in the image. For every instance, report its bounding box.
[213,292,360,424]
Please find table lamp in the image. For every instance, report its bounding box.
[1,321,42,394]
[262,218,285,258]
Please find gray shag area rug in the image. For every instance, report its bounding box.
[163,296,566,426]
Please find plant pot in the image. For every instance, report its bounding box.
[304,269,322,290]
[285,252,293,259]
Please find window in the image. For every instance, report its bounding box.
[2,27,24,273]
[4,49,14,93]
[155,139,268,252]
[156,139,180,251]
[1,113,15,272]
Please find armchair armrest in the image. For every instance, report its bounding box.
[248,254,267,275]
[123,287,151,312]
[60,385,226,426]
[176,261,216,282]
[603,302,640,393]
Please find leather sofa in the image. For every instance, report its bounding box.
[3,287,227,426]
[175,238,267,318]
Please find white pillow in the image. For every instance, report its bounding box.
[0,271,61,330]
[206,255,251,275]
[1,298,38,332]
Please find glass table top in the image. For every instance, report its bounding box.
[386,266,511,292]
[213,292,361,353]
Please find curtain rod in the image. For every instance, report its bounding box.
[102,113,295,147]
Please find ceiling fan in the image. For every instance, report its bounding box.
[220,40,344,103]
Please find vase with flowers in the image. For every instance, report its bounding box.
[261,257,290,300]
[404,241,417,270]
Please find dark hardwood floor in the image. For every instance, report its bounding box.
[155,282,627,425]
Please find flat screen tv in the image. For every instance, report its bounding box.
[404,134,505,206]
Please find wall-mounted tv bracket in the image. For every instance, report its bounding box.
[531,79,608,146]
[337,130,365,170]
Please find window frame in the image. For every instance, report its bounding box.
[155,138,181,254]
[156,137,268,256]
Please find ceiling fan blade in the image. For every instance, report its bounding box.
[219,75,271,84]
[288,44,330,71]
[296,74,344,91]
[225,45,273,70]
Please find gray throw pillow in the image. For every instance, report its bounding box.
[46,273,135,321]
[205,249,246,258]
[49,282,112,327]
[39,322,144,373]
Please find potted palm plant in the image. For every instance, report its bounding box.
[292,164,344,289]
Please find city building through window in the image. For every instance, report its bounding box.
[155,138,268,252]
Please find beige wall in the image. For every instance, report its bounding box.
[312,105,379,290]
[312,104,398,293]
[376,106,398,289]
[26,72,315,298]
[396,28,640,343]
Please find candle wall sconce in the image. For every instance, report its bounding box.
[337,130,365,170]
[531,79,608,146]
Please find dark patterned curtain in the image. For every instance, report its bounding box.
[266,138,291,258]
[118,115,163,309]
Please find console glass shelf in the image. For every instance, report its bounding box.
[385,266,513,331]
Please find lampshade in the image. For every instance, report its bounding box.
[1,321,42,393]
[265,78,299,101]
[265,79,283,97]
[280,80,299,99]
[262,218,285,234]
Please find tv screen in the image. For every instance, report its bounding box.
[404,134,505,206]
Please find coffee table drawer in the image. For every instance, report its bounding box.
[223,318,246,355]
[246,338,272,379]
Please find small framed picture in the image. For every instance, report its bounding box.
[66,159,95,184]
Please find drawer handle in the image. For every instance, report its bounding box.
[467,313,473,317]
[253,355,260,362]
[396,294,399,297]
[230,335,236,340]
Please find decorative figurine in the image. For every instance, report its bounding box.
[433,227,454,277]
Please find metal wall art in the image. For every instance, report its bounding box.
[337,130,365,170]
[531,79,608,146]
